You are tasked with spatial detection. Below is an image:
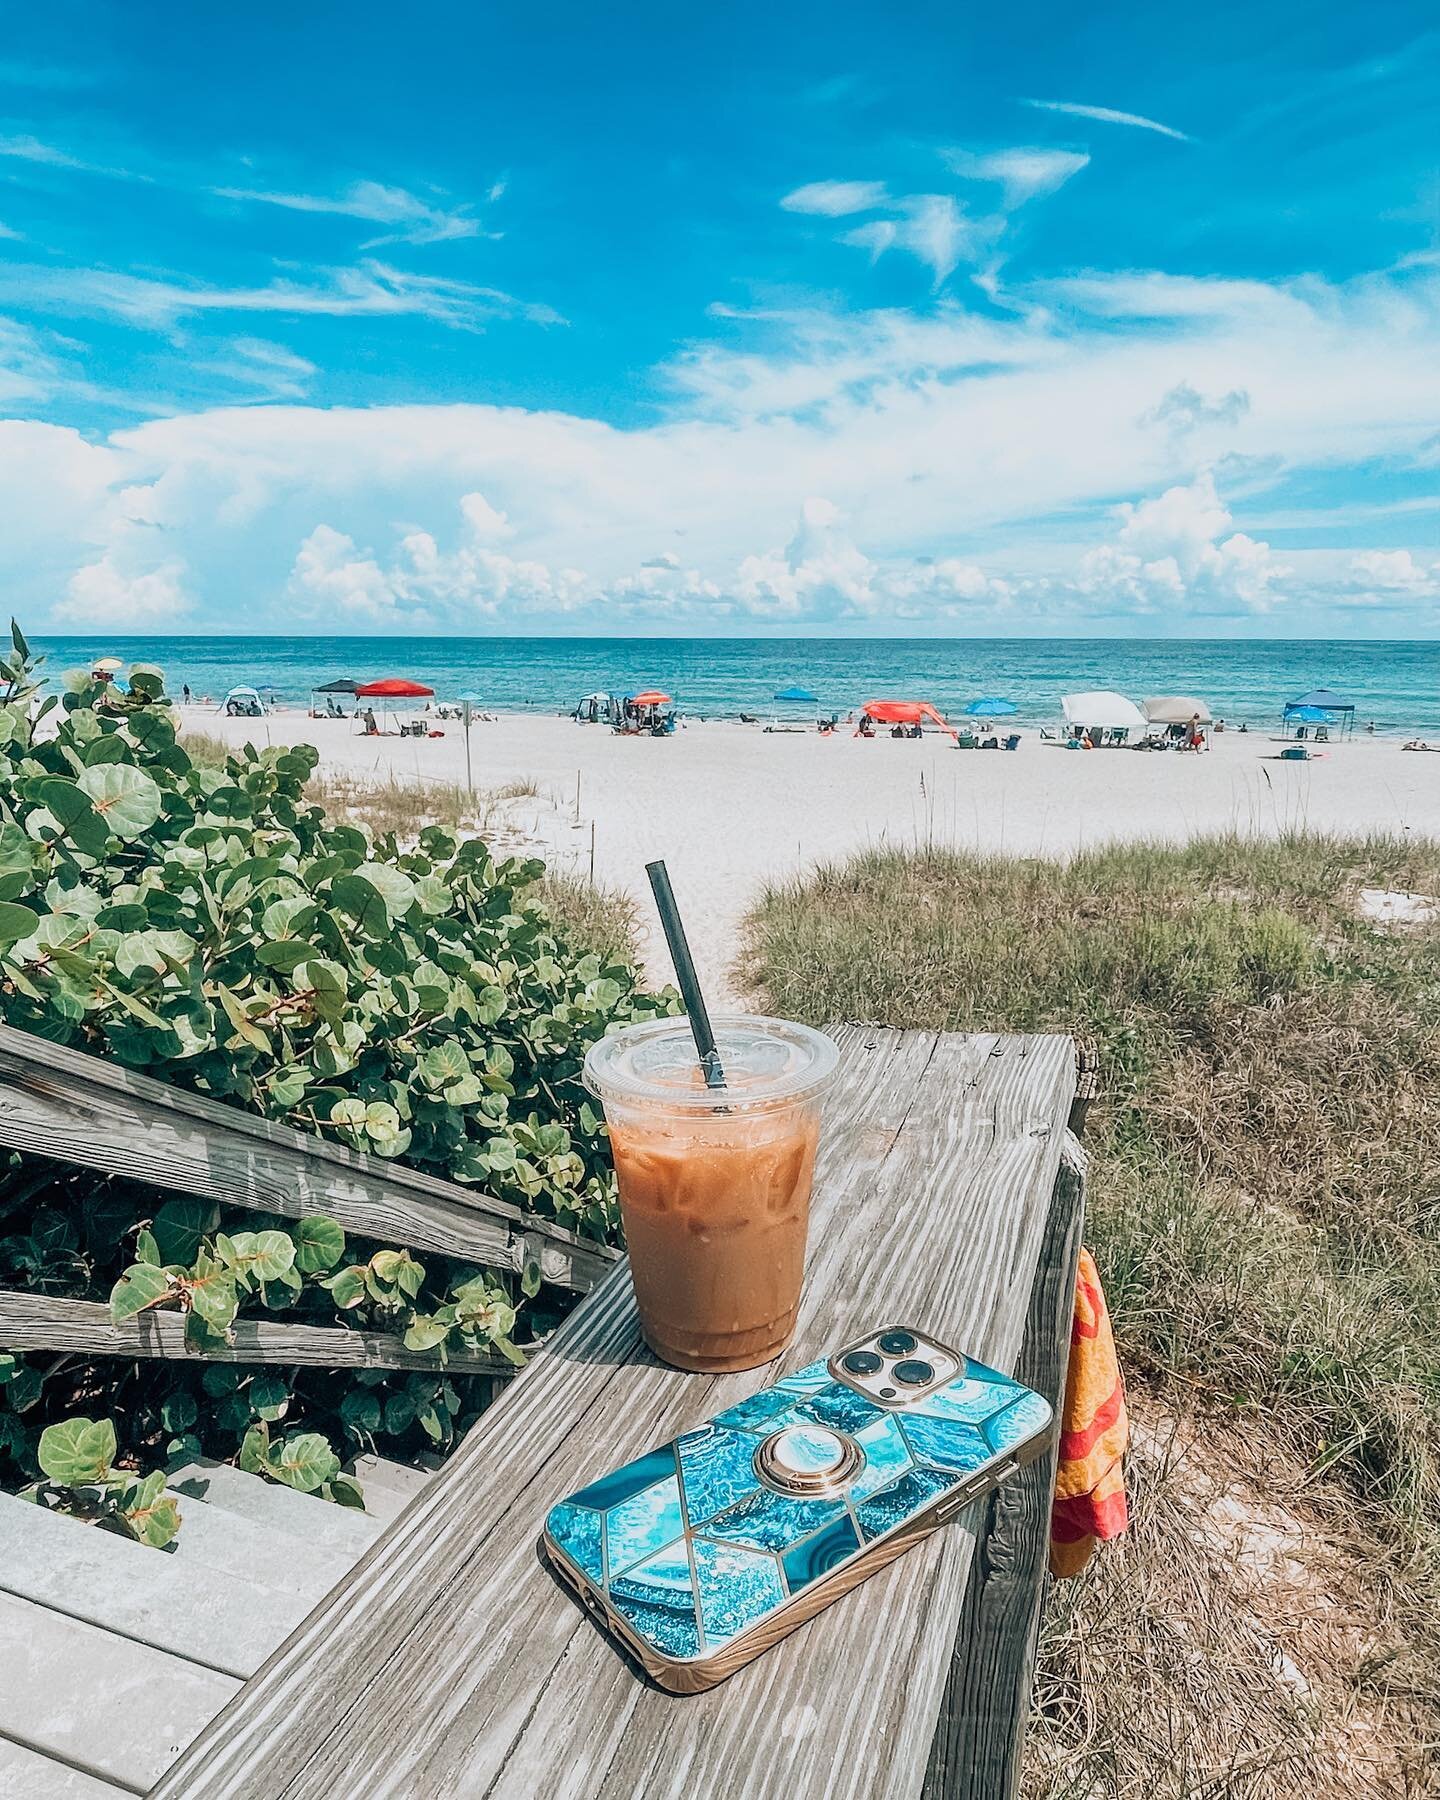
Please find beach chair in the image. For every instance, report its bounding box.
[1315,726,1330,743]
[957,731,977,749]
[1004,734,1020,751]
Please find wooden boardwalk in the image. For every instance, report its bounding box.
[155,1027,1083,1800]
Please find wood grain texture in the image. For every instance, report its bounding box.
[0,1290,515,1376]
[923,1139,1087,1800]
[152,1028,1076,1800]
[0,1021,615,1291]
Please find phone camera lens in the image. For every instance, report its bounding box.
[841,1350,883,1376]
[877,1330,918,1356]
[892,1358,934,1388]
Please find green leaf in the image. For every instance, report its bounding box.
[270,1431,340,1493]
[326,1473,367,1510]
[152,1197,219,1266]
[0,900,38,946]
[292,1214,345,1274]
[160,1390,198,1433]
[31,778,108,856]
[221,1229,296,1283]
[249,1374,291,1422]
[403,1315,452,1353]
[323,1265,369,1309]
[121,1480,183,1549]
[110,1261,173,1322]
[37,1416,116,1485]
[420,1041,470,1088]
[76,762,163,839]
[339,1389,383,1434]
[185,1255,239,1334]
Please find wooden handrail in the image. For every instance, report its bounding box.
[0,1290,516,1376]
[0,1022,617,1292]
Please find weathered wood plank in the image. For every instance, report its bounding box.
[0,1021,615,1292]
[923,1137,1086,1800]
[0,1290,515,1376]
[154,1027,1076,1800]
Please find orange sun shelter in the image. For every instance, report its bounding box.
[856,699,957,738]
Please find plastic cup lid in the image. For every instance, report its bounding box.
[583,1014,839,1112]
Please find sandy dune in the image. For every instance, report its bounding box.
[186,707,1440,1004]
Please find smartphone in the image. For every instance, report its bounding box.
[541,1324,1053,1693]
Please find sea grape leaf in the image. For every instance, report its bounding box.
[37,1415,116,1485]
[76,763,163,840]
[152,1197,219,1265]
[110,1261,173,1322]
[291,1214,345,1274]
[270,1431,340,1493]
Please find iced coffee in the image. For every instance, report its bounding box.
[584,1017,839,1372]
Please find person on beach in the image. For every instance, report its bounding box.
[182,684,191,704]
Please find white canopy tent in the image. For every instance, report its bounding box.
[1061,691,1146,731]
[1143,695,1213,725]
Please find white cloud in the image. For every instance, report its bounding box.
[1078,471,1288,614]
[0,259,561,332]
[57,552,191,625]
[1348,549,1439,595]
[212,178,485,247]
[1140,381,1250,433]
[1019,99,1192,142]
[0,134,143,179]
[780,180,890,217]
[842,194,980,284]
[1,263,1437,631]
[944,147,1089,207]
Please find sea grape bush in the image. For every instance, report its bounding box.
[0,625,666,1239]
[22,1412,181,1547]
[0,626,670,1522]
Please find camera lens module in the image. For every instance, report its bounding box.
[877,1330,918,1357]
[841,1349,884,1376]
[892,1358,935,1388]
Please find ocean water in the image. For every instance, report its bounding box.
[27,635,1440,733]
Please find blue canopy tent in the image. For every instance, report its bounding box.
[1285,687,1355,737]
[773,685,818,703]
[965,697,1018,717]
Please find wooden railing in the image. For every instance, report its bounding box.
[0,1019,618,1379]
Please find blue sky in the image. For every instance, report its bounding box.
[0,0,1436,635]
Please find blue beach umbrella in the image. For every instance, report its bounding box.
[965,697,1018,716]
[773,685,819,703]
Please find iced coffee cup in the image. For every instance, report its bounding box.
[584,1015,839,1373]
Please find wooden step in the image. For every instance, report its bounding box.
[0,1492,326,1680]
[0,1734,125,1798]
[0,1591,236,1794]
[348,1455,436,1527]
[167,1460,381,1559]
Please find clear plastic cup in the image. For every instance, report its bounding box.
[584,1015,840,1372]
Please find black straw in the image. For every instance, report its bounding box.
[646,860,726,1089]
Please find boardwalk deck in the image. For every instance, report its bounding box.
[156,1027,1081,1800]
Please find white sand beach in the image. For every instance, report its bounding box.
[186,707,1440,1003]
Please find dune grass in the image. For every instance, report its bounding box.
[742,833,1440,1796]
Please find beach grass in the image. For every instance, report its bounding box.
[741,833,1440,1795]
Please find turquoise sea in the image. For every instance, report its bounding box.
[28,636,1440,734]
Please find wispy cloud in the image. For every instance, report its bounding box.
[1020,98,1192,142]
[211,178,486,247]
[0,259,563,331]
[780,179,890,217]
[0,133,145,179]
[843,194,979,285]
[943,146,1090,207]
[199,336,318,401]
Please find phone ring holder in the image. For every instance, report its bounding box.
[753,1423,865,1498]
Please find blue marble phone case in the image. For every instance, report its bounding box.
[543,1343,1051,1675]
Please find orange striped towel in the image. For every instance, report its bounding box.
[1049,1248,1129,1577]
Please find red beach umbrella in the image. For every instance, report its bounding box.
[355,678,435,698]
[629,690,671,707]
[856,699,958,738]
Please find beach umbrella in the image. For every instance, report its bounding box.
[628,690,671,707]
[773,685,819,703]
[858,699,958,739]
[1143,695,1212,725]
[964,697,1018,717]
[1061,691,1146,731]
[92,656,124,673]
